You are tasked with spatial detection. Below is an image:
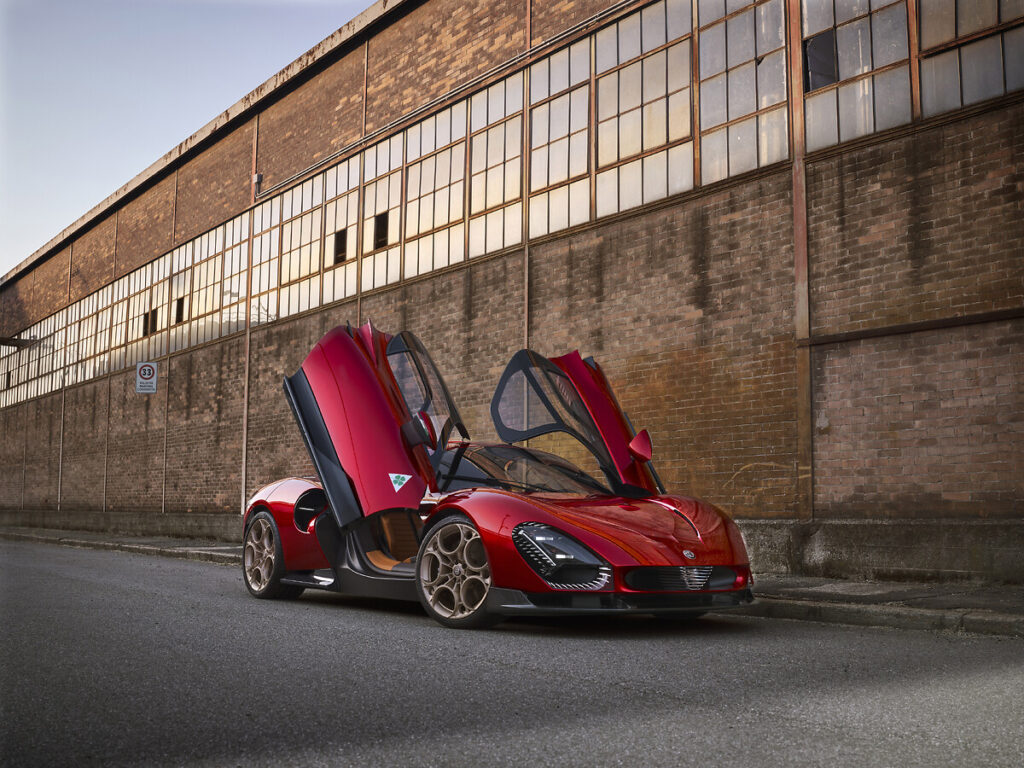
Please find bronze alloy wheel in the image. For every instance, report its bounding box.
[416,514,500,628]
[242,510,303,600]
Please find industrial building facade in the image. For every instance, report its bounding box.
[1,0,1021,581]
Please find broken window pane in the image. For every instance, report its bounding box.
[805,30,838,91]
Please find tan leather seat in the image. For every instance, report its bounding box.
[365,511,424,571]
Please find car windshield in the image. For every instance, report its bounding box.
[441,444,612,496]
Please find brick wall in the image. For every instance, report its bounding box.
[115,175,176,278]
[528,172,799,518]
[0,276,30,338]
[256,48,365,190]
[69,215,116,304]
[165,336,246,515]
[104,367,166,514]
[364,0,526,133]
[808,100,1024,337]
[812,320,1023,519]
[531,0,616,45]
[173,121,254,245]
[22,393,62,512]
[0,404,26,511]
[58,379,109,513]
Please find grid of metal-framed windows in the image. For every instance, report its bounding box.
[189,227,224,347]
[220,212,250,335]
[0,346,15,407]
[528,43,589,240]
[698,0,788,183]
[361,135,403,290]
[280,176,323,319]
[919,0,1024,116]
[169,243,193,353]
[595,0,697,215]
[801,0,911,151]
[124,256,170,367]
[323,157,360,304]
[69,288,110,384]
[250,197,281,326]
[466,72,524,258]
[406,135,467,278]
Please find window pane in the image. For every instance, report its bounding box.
[568,180,589,226]
[643,98,668,149]
[619,158,643,210]
[919,0,955,49]
[550,94,570,139]
[835,0,870,24]
[668,141,694,194]
[920,49,961,116]
[757,0,786,54]
[803,0,835,36]
[961,35,1004,105]
[550,48,569,95]
[598,73,618,120]
[727,10,756,67]
[598,119,619,165]
[729,117,757,176]
[531,58,549,104]
[506,73,523,115]
[667,0,692,40]
[620,61,643,111]
[728,62,757,119]
[873,64,911,130]
[1007,27,1024,92]
[805,88,838,150]
[643,152,668,203]
[837,18,872,80]
[668,88,692,140]
[700,23,727,76]
[620,12,642,62]
[620,108,643,157]
[805,30,838,91]
[667,41,691,92]
[644,51,668,102]
[758,49,788,107]
[838,77,873,141]
[569,41,589,85]
[958,0,998,36]
[701,127,728,183]
[700,72,728,128]
[871,3,908,69]
[758,107,788,165]
[596,26,618,73]
[1004,0,1024,21]
[698,0,725,26]
[643,1,668,52]
[596,168,618,217]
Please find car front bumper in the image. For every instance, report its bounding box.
[485,586,755,615]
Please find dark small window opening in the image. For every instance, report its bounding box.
[373,213,389,250]
[142,308,159,337]
[804,30,838,92]
[333,229,349,264]
[174,297,185,325]
[4,372,10,390]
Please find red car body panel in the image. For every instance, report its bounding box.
[299,326,431,516]
[548,351,659,493]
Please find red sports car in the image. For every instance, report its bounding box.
[242,322,753,628]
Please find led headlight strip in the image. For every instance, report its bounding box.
[512,522,611,591]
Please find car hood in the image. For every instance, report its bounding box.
[517,493,746,567]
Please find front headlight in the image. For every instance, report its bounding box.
[512,522,611,590]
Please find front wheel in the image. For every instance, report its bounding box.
[243,510,304,600]
[416,514,501,629]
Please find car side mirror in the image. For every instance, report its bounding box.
[628,429,653,463]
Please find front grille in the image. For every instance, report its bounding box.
[625,566,715,591]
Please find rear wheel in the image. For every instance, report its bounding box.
[243,510,304,599]
[416,514,501,629]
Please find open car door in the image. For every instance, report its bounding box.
[490,349,662,497]
[283,323,467,530]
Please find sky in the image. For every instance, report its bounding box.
[0,0,371,280]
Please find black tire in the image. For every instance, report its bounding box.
[415,513,502,629]
[242,510,304,600]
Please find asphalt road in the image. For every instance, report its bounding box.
[2,540,1022,768]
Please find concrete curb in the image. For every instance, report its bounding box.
[0,530,240,566]
[4,530,1022,639]
[734,597,1024,639]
